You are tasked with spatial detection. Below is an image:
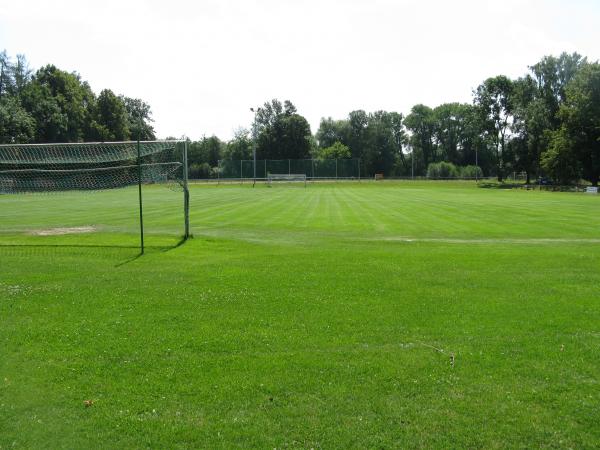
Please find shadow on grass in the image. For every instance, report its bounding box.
[477,181,524,189]
[114,236,191,266]
[162,235,192,252]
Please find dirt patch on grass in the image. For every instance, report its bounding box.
[29,226,97,236]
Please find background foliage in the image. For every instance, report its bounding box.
[1,50,598,184]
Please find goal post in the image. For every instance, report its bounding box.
[0,140,190,252]
[267,173,307,187]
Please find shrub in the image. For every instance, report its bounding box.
[426,161,459,178]
[460,165,484,178]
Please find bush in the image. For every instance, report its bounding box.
[460,165,483,179]
[426,161,459,178]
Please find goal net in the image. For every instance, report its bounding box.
[267,173,307,186]
[0,141,190,250]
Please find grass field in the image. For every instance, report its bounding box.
[1,181,600,448]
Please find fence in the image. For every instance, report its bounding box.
[217,158,361,180]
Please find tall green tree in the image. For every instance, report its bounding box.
[545,63,600,186]
[347,110,369,159]
[188,135,223,167]
[90,89,130,141]
[432,103,465,165]
[541,129,579,185]
[0,51,15,99]
[12,54,31,97]
[315,117,351,149]
[122,96,156,140]
[510,76,551,183]
[362,111,404,175]
[530,52,587,129]
[0,96,35,144]
[254,99,312,159]
[20,65,95,142]
[223,128,253,160]
[474,75,514,181]
[404,104,436,175]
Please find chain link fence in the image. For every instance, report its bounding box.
[217,159,361,180]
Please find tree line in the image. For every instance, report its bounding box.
[0,51,155,144]
[2,50,598,185]
[178,52,600,185]
[313,52,599,185]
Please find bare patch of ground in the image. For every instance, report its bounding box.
[29,226,97,236]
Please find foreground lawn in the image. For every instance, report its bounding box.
[1,182,599,448]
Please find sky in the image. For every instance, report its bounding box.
[1,0,599,140]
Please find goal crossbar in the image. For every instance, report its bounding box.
[267,173,307,187]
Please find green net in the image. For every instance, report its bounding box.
[0,141,183,194]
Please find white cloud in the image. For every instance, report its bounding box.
[1,0,599,140]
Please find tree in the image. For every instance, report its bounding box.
[510,76,551,183]
[318,141,351,159]
[546,63,600,186]
[122,96,156,140]
[12,54,32,97]
[433,103,469,165]
[404,104,435,175]
[362,111,403,175]
[188,135,223,168]
[223,128,253,160]
[20,80,67,143]
[541,128,579,185]
[530,52,587,129]
[315,117,351,149]
[20,65,96,142]
[474,76,514,181]
[0,96,35,143]
[347,110,369,159]
[254,99,312,159]
[89,89,130,141]
[0,50,15,99]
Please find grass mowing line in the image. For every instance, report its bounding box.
[365,236,600,244]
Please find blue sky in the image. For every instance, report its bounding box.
[1,0,599,140]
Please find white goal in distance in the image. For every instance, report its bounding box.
[267,173,307,187]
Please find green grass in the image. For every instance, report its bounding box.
[1,181,600,448]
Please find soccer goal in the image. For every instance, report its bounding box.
[267,173,307,187]
[0,140,190,253]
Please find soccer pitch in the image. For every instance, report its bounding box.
[1,181,600,448]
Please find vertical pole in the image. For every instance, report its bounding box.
[137,136,144,255]
[183,140,190,239]
[217,160,220,185]
[411,150,414,180]
[475,148,479,183]
[358,158,361,181]
[264,159,266,181]
[240,160,243,184]
[312,158,315,180]
[335,158,338,179]
[288,159,291,175]
[251,107,258,187]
